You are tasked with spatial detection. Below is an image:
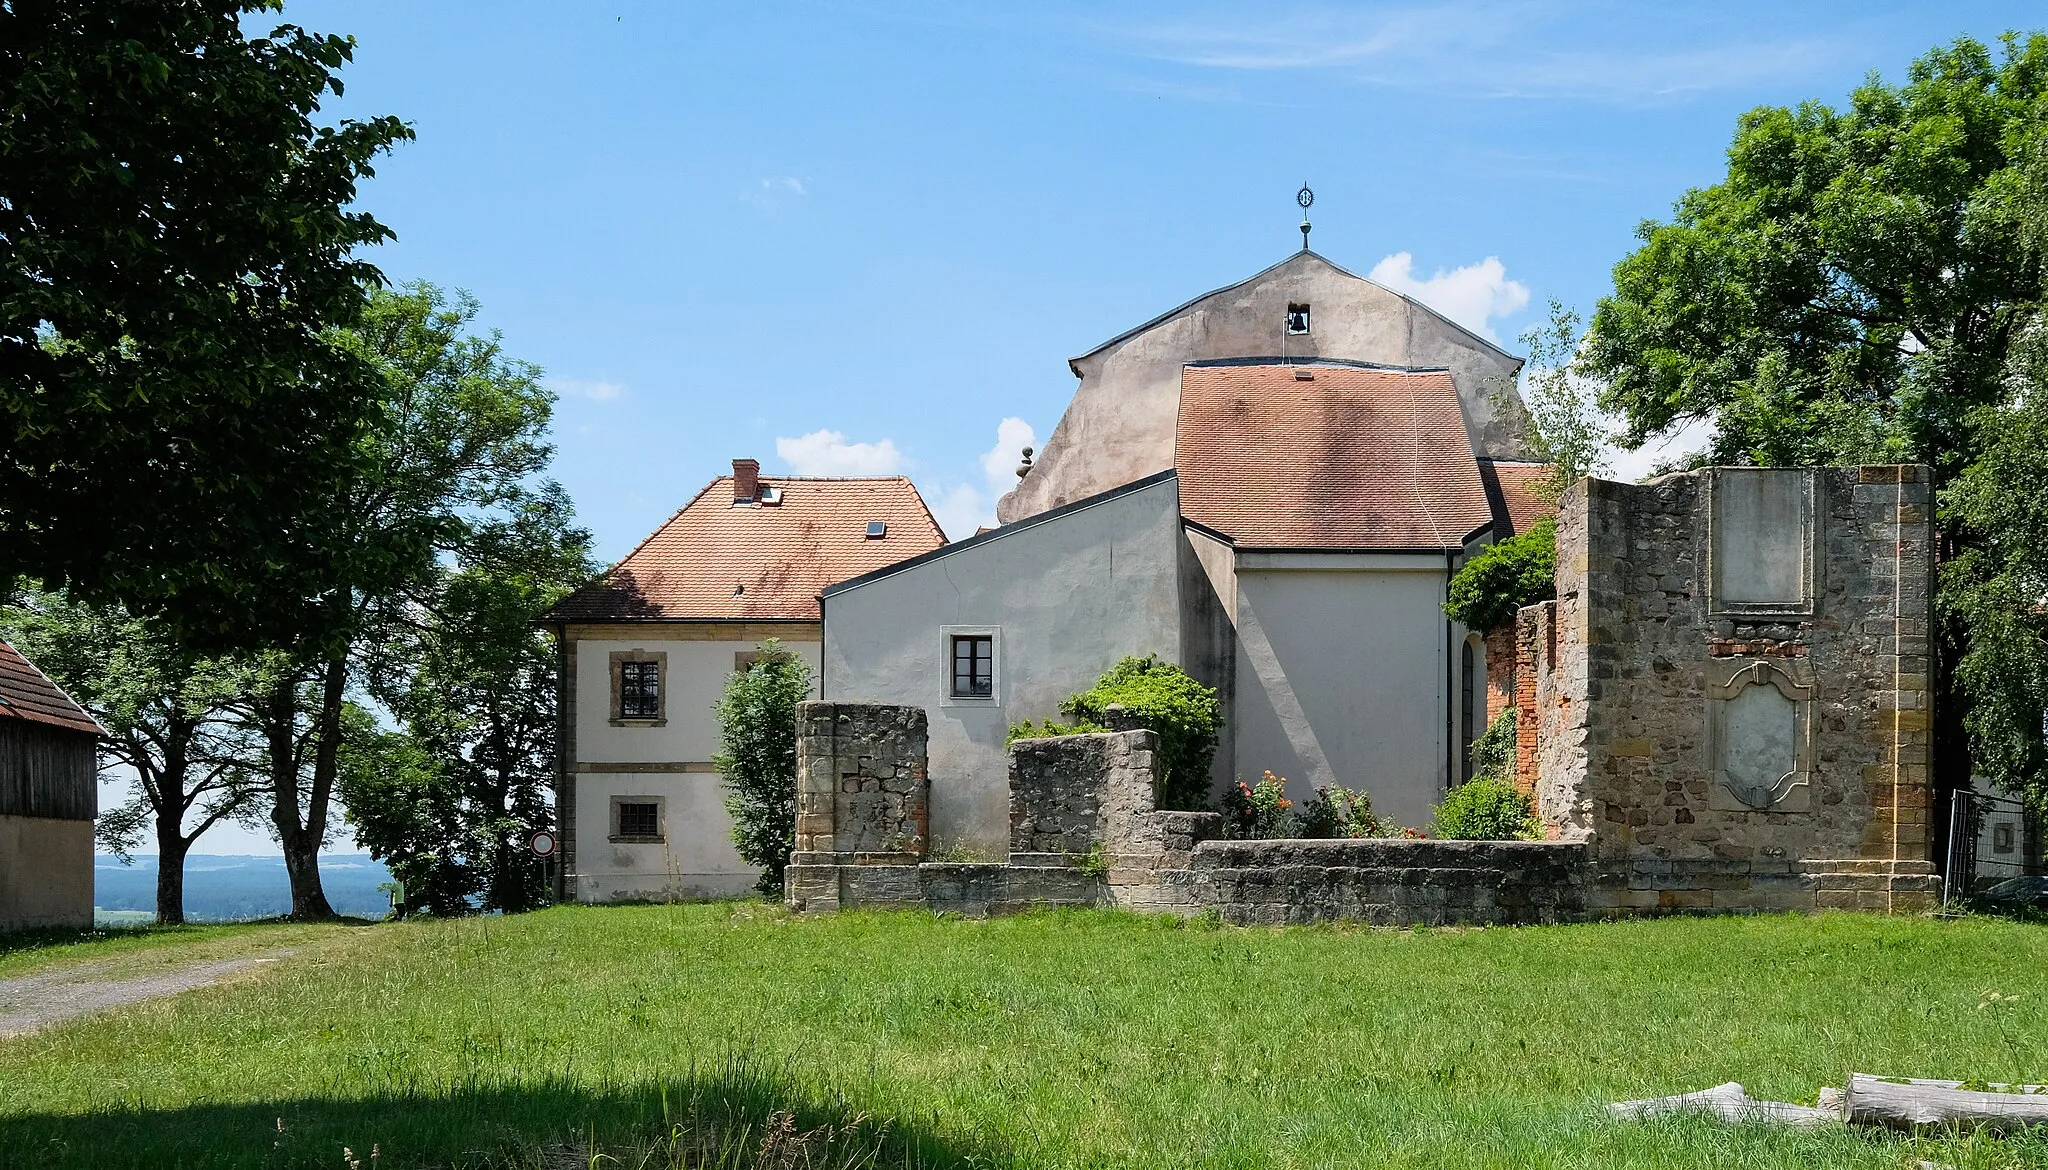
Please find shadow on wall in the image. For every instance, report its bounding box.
[0,1063,990,1170]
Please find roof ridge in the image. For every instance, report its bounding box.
[1071,250,1522,373]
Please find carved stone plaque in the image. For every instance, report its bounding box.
[1708,468,1817,616]
[1707,658,1813,812]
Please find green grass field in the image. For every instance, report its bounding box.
[0,905,2044,1169]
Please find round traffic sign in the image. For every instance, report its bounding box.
[528,829,558,858]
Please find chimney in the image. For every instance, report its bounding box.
[732,458,760,504]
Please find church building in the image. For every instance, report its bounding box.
[820,247,1550,852]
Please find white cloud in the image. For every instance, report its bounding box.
[547,377,623,402]
[775,429,903,476]
[763,176,807,195]
[925,417,1040,542]
[1608,417,1714,483]
[1368,253,1529,343]
[929,483,987,544]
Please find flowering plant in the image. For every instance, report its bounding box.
[1221,771,1296,839]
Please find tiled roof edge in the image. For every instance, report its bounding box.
[821,470,1179,599]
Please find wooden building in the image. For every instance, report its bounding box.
[0,641,101,931]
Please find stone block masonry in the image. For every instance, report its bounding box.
[785,702,929,912]
[1520,466,1941,913]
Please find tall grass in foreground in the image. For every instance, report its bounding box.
[0,905,2045,1168]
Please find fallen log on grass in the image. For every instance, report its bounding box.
[1844,1074,2048,1133]
[1607,1082,1837,1128]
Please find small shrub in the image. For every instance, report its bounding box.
[713,639,813,896]
[1298,783,1393,839]
[1060,656,1222,810]
[1076,845,1110,881]
[1444,517,1556,631]
[1431,776,1541,841]
[1221,771,1295,839]
[1470,709,1516,782]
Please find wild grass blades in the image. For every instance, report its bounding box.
[0,905,2045,1168]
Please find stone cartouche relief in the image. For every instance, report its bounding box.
[1706,657,1815,813]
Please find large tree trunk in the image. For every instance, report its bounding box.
[154,817,188,926]
[266,671,336,920]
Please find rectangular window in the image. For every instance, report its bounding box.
[951,635,993,698]
[619,660,661,719]
[614,800,661,841]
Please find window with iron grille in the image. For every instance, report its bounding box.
[614,800,661,840]
[951,635,993,698]
[618,660,661,719]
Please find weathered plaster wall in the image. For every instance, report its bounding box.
[562,626,821,902]
[1231,554,1452,828]
[821,475,1186,854]
[1524,466,1939,912]
[0,813,91,932]
[998,252,1529,523]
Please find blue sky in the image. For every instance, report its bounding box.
[165,0,2032,854]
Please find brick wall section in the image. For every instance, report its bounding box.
[1484,622,1519,729]
[1526,467,1939,912]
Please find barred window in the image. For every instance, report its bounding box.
[951,635,993,698]
[619,660,661,719]
[615,801,661,840]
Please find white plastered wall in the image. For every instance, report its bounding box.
[1229,555,1457,830]
[569,634,821,901]
[822,476,1185,855]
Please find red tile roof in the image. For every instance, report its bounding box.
[1477,459,1557,539]
[0,642,103,736]
[1175,364,1495,550]
[547,476,947,623]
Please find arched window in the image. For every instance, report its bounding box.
[1461,634,1487,780]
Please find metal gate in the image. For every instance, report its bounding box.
[1944,789,2046,907]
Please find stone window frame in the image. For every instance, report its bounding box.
[608,649,668,727]
[939,625,1001,707]
[609,794,666,843]
[1703,467,1821,619]
[1705,656,1815,813]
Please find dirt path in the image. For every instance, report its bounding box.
[0,949,299,1037]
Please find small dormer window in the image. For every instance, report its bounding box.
[1286,303,1311,335]
[866,521,887,539]
[758,485,782,505]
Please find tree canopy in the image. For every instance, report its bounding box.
[1583,32,2048,804]
[0,0,409,647]
[1584,33,2048,472]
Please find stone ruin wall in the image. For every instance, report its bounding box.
[1519,466,1940,913]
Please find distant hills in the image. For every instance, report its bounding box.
[94,854,394,923]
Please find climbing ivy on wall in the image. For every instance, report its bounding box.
[1444,518,1557,632]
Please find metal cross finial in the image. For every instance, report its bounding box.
[1297,183,1314,251]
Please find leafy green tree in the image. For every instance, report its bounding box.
[0,0,410,646]
[1941,319,2048,810]
[342,491,593,915]
[714,641,814,896]
[0,590,264,924]
[1580,32,2048,800]
[1502,301,1612,501]
[264,282,560,918]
